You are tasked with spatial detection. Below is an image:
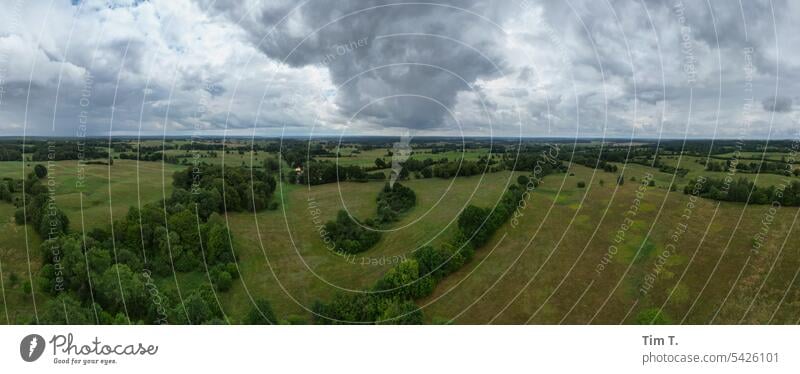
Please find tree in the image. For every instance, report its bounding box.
[206,223,234,264]
[192,189,222,220]
[517,175,530,186]
[324,210,381,254]
[38,207,69,237]
[212,270,233,291]
[36,294,95,324]
[0,181,11,202]
[243,298,277,324]
[34,164,47,179]
[181,291,213,324]
[457,205,491,246]
[376,299,423,325]
[374,260,431,299]
[635,308,671,325]
[265,157,281,172]
[413,245,449,279]
[577,181,586,188]
[95,264,147,317]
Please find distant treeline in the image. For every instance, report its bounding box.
[705,159,798,176]
[0,142,109,161]
[685,176,800,206]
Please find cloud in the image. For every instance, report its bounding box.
[207,0,514,130]
[0,0,799,138]
[762,95,793,112]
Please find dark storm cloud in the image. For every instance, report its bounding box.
[219,0,512,129]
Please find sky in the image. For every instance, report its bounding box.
[0,0,797,139]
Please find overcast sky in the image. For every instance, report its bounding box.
[0,0,797,138]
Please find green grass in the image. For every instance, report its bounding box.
[0,159,184,230]
[221,171,520,319]
[0,203,43,324]
[3,148,800,324]
[419,164,800,324]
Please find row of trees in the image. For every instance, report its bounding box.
[0,145,23,161]
[299,160,384,185]
[30,143,108,161]
[118,151,180,164]
[684,176,800,206]
[705,159,798,176]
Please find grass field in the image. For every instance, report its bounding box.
[625,155,800,187]
[0,203,42,324]
[0,159,184,230]
[219,170,520,319]
[2,148,800,324]
[420,163,800,324]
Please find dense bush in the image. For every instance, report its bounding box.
[324,210,382,254]
[172,164,276,212]
[376,183,416,224]
[13,173,70,237]
[243,299,277,324]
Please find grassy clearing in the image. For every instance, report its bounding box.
[221,171,520,319]
[0,159,184,230]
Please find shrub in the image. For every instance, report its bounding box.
[324,210,381,254]
[212,270,233,292]
[577,181,586,188]
[34,164,47,178]
[376,183,416,224]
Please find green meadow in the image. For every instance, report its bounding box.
[2,145,800,324]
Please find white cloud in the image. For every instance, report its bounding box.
[0,0,796,138]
